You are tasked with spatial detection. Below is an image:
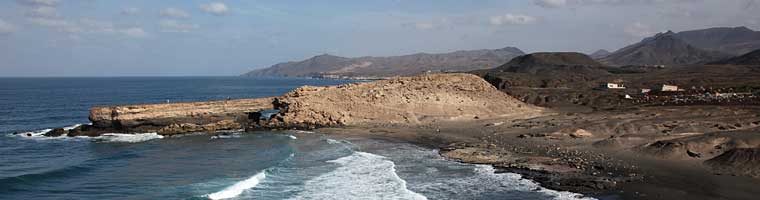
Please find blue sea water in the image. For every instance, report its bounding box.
[0,77,592,200]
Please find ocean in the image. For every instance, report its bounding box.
[0,77,592,200]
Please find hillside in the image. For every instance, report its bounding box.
[675,26,760,56]
[599,31,729,66]
[710,49,760,65]
[243,47,524,78]
[264,73,544,128]
[497,52,604,73]
[589,49,612,59]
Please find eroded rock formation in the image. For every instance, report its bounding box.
[263,73,544,129]
[52,73,544,136]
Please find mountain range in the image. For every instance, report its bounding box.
[599,27,760,66]
[243,26,760,77]
[711,49,760,65]
[599,31,730,66]
[675,26,760,56]
[243,47,525,78]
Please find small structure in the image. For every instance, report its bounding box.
[641,89,652,94]
[658,84,679,92]
[600,83,626,90]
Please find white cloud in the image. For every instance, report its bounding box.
[16,0,59,7]
[535,0,703,8]
[0,19,18,35]
[414,22,435,30]
[120,27,148,38]
[79,18,115,32]
[27,17,81,33]
[26,6,58,18]
[160,20,200,32]
[200,2,229,15]
[490,14,538,25]
[160,8,190,19]
[121,7,141,16]
[534,0,567,8]
[624,22,655,37]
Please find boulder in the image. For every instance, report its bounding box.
[43,128,67,137]
[570,129,594,138]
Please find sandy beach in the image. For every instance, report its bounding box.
[320,105,760,200]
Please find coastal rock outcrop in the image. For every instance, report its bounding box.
[262,73,544,129]
[51,73,544,136]
[84,98,274,135]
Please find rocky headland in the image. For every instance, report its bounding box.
[53,73,544,137]
[44,72,760,199]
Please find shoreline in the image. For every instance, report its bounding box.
[318,105,760,200]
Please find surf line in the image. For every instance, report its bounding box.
[206,171,267,200]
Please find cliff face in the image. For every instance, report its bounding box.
[243,47,525,78]
[83,98,274,135]
[58,73,543,136]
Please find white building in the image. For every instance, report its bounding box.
[658,84,679,92]
[601,83,626,89]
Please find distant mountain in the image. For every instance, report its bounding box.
[600,31,729,66]
[243,47,525,78]
[710,49,760,65]
[674,26,760,56]
[589,49,612,59]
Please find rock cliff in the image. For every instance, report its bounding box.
[54,73,544,136]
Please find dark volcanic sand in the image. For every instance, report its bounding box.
[320,105,760,200]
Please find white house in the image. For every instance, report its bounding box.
[658,84,679,92]
[601,83,626,89]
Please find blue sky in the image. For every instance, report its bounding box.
[1,0,759,76]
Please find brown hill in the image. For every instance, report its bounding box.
[600,31,729,66]
[243,47,525,78]
[710,49,760,65]
[496,52,606,74]
[264,73,544,128]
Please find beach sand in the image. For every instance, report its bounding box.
[320,105,760,200]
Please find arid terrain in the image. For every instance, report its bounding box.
[41,70,760,199]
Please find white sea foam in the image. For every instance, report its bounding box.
[206,171,267,200]
[291,130,314,134]
[63,123,85,130]
[13,124,85,140]
[324,138,341,144]
[211,132,242,140]
[363,143,595,200]
[470,165,595,200]
[291,152,427,200]
[91,133,164,143]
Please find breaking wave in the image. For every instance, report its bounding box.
[10,124,163,143]
[11,124,84,140]
[91,133,164,143]
[290,152,427,200]
[206,171,267,200]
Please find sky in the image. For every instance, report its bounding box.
[1,0,759,77]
